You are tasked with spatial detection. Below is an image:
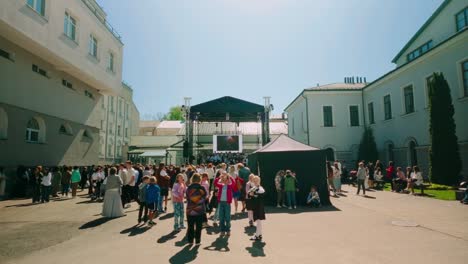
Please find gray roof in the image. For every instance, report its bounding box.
[177,122,288,136]
[254,134,320,153]
[305,83,366,91]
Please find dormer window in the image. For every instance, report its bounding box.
[406,40,433,62]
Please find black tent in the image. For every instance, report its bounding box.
[248,134,331,206]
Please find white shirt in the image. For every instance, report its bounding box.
[41,172,52,186]
[160,169,168,177]
[126,168,136,186]
[206,168,215,179]
[92,172,104,181]
[119,169,128,185]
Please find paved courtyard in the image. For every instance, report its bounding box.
[1,185,467,264]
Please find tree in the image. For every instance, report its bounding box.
[357,127,379,164]
[428,72,461,185]
[166,106,184,121]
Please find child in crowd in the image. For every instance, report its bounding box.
[186,173,207,245]
[201,173,211,228]
[172,174,186,231]
[248,175,265,241]
[209,180,219,226]
[137,176,150,223]
[214,172,235,236]
[145,177,160,226]
[245,174,255,227]
[306,186,321,208]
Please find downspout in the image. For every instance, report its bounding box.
[301,92,310,146]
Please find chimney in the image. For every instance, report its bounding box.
[344,77,347,83]
[352,77,355,84]
[364,77,367,83]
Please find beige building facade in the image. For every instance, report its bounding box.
[0,0,139,169]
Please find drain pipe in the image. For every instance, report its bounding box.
[301,92,311,146]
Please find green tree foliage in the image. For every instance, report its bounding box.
[428,72,461,185]
[166,106,185,121]
[357,127,379,163]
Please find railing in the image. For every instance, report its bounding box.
[81,0,123,43]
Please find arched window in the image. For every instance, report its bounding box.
[117,141,121,157]
[0,107,7,139]
[59,123,73,135]
[408,141,418,166]
[26,118,40,142]
[82,129,92,140]
[386,142,395,163]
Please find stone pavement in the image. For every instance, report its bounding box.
[0,185,467,264]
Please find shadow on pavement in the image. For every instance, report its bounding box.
[79,217,115,229]
[175,237,188,247]
[5,202,37,208]
[244,226,255,236]
[157,230,179,243]
[203,236,230,252]
[363,195,376,199]
[159,212,174,220]
[265,205,341,215]
[205,225,221,235]
[120,224,151,236]
[169,244,200,264]
[246,241,266,257]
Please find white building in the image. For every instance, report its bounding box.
[0,0,139,167]
[285,0,468,178]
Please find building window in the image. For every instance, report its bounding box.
[0,108,8,139]
[84,90,94,100]
[64,12,77,41]
[291,118,295,135]
[88,35,98,58]
[100,120,104,130]
[126,104,130,119]
[109,123,113,135]
[349,105,359,127]
[62,79,73,89]
[107,144,112,156]
[384,95,392,120]
[26,118,40,142]
[456,7,468,32]
[119,100,123,116]
[27,0,45,16]
[403,85,415,114]
[117,125,121,136]
[117,142,121,157]
[368,102,375,124]
[32,64,48,78]
[462,60,468,97]
[0,48,13,61]
[108,52,114,72]
[407,40,433,62]
[323,106,333,127]
[110,97,114,112]
[83,130,92,140]
[59,124,72,135]
[125,127,128,137]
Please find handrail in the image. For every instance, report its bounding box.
[81,0,123,44]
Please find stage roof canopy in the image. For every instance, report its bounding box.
[189,96,265,122]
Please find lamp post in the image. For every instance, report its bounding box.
[182,97,192,164]
[263,96,273,145]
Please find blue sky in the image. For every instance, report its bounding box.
[97,0,443,118]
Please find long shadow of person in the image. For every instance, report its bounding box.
[159,213,174,220]
[120,224,151,236]
[246,240,266,257]
[203,236,230,252]
[169,244,200,264]
[205,226,220,236]
[157,230,179,244]
[79,217,115,229]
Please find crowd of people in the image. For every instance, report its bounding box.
[273,170,321,209]
[18,161,266,244]
[198,152,247,165]
[325,160,426,196]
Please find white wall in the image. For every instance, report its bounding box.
[394,0,467,66]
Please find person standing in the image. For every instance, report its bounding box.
[51,167,62,197]
[145,177,160,226]
[31,166,43,203]
[156,163,170,213]
[186,173,207,245]
[61,166,72,197]
[245,174,255,226]
[274,170,285,208]
[367,162,375,189]
[327,162,335,196]
[125,161,136,208]
[214,172,235,236]
[200,173,211,228]
[137,176,150,223]
[356,162,366,196]
[172,174,187,231]
[40,168,52,203]
[71,166,81,198]
[284,170,297,209]
[102,167,125,218]
[118,164,128,207]
[248,175,266,241]
[386,161,396,190]
[237,163,250,212]
[333,162,342,194]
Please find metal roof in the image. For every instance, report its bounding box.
[177,122,288,136]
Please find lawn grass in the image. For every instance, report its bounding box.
[381,183,456,201]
